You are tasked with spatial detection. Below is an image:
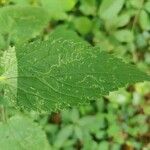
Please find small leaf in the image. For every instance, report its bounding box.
[0,115,50,150]
[116,13,130,27]
[53,125,73,149]
[144,1,150,13]
[102,13,130,30]
[73,16,93,35]
[98,141,109,150]
[98,0,125,20]
[130,0,144,9]
[113,29,134,43]
[40,0,77,20]
[139,10,150,31]
[79,0,97,16]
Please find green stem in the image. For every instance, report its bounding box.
[0,106,7,122]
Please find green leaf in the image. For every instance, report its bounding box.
[0,6,49,47]
[102,13,130,30]
[109,88,131,104]
[0,115,50,150]
[139,10,150,31]
[40,0,77,20]
[1,37,150,112]
[49,26,86,43]
[144,1,150,13]
[107,124,122,137]
[98,0,125,20]
[79,0,97,16]
[113,29,134,43]
[73,16,93,35]
[53,125,73,149]
[115,13,130,27]
[98,141,109,150]
[0,47,17,106]
[129,0,144,9]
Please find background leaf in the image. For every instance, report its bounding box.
[98,0,125,20]
[0,115,50,150]
[79,0,97,16]
[113,29,134,43]
[139,10,150,31]
[0,6,49,49]
[73,16,93,35]
[40,0,77,20]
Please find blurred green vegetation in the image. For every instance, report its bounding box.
[0,0,150,149]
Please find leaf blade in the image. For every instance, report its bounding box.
[1,38,150,112]
[0,6,49,48]
[0,115,50,150]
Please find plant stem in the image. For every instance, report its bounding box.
[0,106,7,122]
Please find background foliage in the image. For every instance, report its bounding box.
[0,0,150,150]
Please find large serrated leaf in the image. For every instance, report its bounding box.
[0,115,51,150]
[0,38,150,112]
